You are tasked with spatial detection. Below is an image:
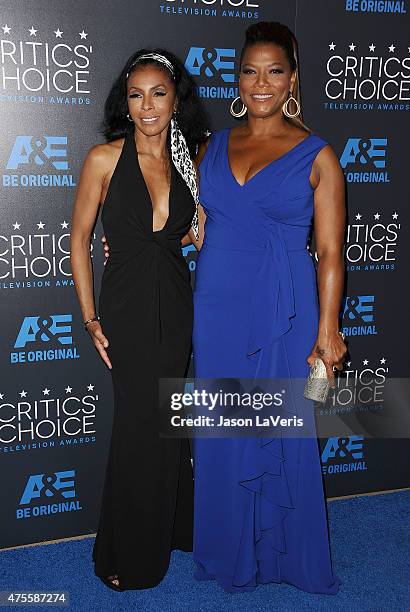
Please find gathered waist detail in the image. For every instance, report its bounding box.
[107,232,182,262]
[203,223,309,254]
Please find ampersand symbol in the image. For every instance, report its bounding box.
[357,139,373,166]
[345,296,360,321]
[335,437,352,459]
[41,473,64,499]
[200,48,218,78]
[36,316,56,343]
[29,136,50,167]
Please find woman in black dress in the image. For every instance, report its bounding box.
[70,49,208,591]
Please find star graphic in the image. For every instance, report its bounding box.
[2,25,11,35]
[346,361,351,367]
[0,393,4,400]
[329,42,336,51]
[388,44,395,52]
[12,222,21,230]
[380,357,387,364]
[349,43,356,51]
[369,44,376,52]
[408,46,410,54]
[392,212,398,219]
[61,221,69,229]
[42,388,50,396]
[363,359,369,366]
[374,213,380,220]
[65,386,72,393]
[29,26,37,36]
[355,213,362,220]
[20,390,28,398]
[79,30,88,39]
[37,221,45,229]
[54,28,63,38]
[87,384,94,391]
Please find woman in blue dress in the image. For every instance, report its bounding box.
[191,21,347,594]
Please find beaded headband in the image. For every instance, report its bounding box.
[126,53,175,79]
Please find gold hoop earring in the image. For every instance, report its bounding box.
[230,96,247,118]
[282,93,300,118]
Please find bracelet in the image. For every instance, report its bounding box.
[84,315,100,329]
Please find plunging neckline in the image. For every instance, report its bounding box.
[225,128,314,188]
[130,131,173,233]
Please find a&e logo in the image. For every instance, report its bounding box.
[3,135,76,188]
[321,435,367,475]
[185,47,238,99]
[10,314,80,364]
[341,295,378,337]
[339,138,389,183]
[17,469,83,519]
[182,243,197,272]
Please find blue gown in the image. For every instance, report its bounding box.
[192,128,341,594]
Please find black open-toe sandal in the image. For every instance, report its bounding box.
[99,575,123,592]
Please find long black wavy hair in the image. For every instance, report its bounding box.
[102,48,209,157]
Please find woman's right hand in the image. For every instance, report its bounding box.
[102,235,110,264]
[86,321,112,369]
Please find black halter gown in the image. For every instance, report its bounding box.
[92,128,195,589]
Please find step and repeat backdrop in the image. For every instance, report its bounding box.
[0,0,409,548]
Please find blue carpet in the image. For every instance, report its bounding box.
[0,491,408,612]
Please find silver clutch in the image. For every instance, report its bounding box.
[303,357,330,403]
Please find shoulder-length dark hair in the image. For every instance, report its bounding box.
[102,48,209,157]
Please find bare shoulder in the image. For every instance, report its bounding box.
[83,138,124,180]
[314,142,343,172]
[84,139,124,173]
[309,140,344,190]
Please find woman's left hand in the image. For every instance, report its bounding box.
[307,331,348,388]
